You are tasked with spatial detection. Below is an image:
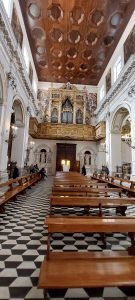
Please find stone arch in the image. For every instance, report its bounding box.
[111,104,131,134]
[110,104,131,175]
[12,97,26,126]
[10,97,27,169]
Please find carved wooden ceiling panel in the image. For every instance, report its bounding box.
[19,0,134,85]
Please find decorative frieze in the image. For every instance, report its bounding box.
[7,72,16,89]
[128,81,135,98]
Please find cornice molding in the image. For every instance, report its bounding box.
[128,80,135,98]
[0,5,38,113]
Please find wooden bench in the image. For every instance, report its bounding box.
[0,173,40,211]
[50,195,135,216]
[54,181,107,188]
[52,187,122,197]
[38,216,135,299]
[92,174,135,196]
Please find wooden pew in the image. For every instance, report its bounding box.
[50,195,135,216]
[92,174,135,196]
[54,181,107,188]
[0,173,40,211]
[52,187,122,197]
[38,216,135,298]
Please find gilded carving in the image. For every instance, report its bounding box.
[29,117,96,141]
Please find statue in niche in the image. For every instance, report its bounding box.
[76,109,83,124]
[39,149,47,163]
[51,108,58,123]
[84,151,91,165]
[64,82,72,89]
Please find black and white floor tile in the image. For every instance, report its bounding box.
[0,177,135,300]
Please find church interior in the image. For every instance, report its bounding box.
[0,0,135,299]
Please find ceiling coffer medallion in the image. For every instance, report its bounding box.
[79,64,88,72]
[50,28,63,42]
[51,72,61,81]
[77,73,85,81]
[36,46,45,55]
[64,73,73,80]
[92,64,101,73]
[28,3,41,19]
[82,49,92,60]
[85,31,98,46]
[66,62,75,71]
[52,61,62,70]
[38,60,48,68]
[48,4,63,22]
[90,9,104,26]
[31,27,46,40]
[104,35,114,46]
[110,12,123,27]
[67,48,77,59]
[70,6,84,24]
[68,30,81,44]
[51,48,62,58]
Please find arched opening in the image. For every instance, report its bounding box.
[51,108,58,123]
[61,97,73,123]
[111,106,131,178]
[39,149,47,163]
[76,109,83,124]
[84,151,91,165]
[7,99,25,177]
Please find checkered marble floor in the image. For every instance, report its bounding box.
[0,177,135,300]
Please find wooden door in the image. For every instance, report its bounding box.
[56,143,76,171]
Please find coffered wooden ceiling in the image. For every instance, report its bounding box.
[19,0,135,85]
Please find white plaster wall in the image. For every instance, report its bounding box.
[121,142,131,164]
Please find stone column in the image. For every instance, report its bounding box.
[0,82,14,180]
[130,98,135,180]
[105,113,111,172]
[73,102,76,124]
[110,132,122,175]
[83,100,86,124]
[48,93,52,122]
[58,100,61,123]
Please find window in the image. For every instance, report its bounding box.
[100,85,105,101]
[113,56,122,82]
[22,46,29,73]
[11,4,23,48]
[2,0,11,17]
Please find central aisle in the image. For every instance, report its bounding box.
[0,176,135,299]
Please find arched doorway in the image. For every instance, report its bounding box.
[110,106,131,178]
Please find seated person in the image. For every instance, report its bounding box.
[39,167,47,179]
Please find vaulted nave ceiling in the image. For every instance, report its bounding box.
[19,0,135,85]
